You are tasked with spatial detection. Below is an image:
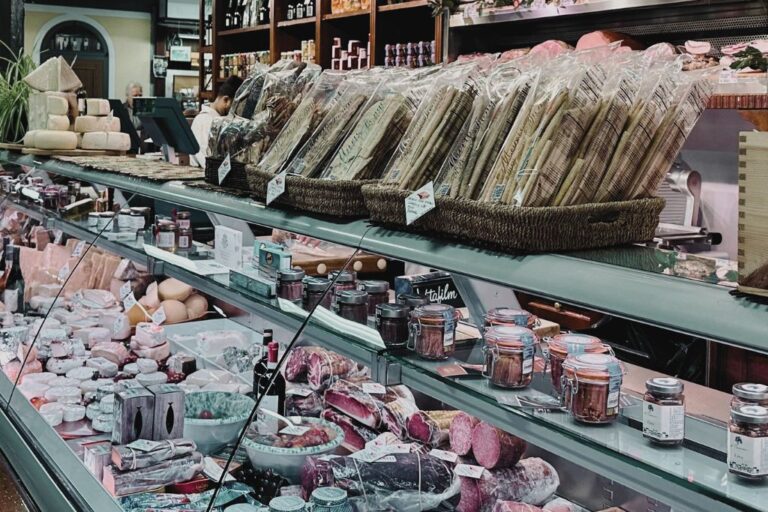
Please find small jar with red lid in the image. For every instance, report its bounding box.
[562,353,625,424]
[408,304,459,360]
[548,333,611,395]
[483,325,536,389]
[484,307,536,330]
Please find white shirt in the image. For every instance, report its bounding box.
[190,104,221,168]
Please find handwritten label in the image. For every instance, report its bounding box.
[72,241,87,258]
[119,281,132,300]
[151,306,166,326]
[405,181,436,225]
[362,382,386,395]
[455,464,485,479]
[218,153,232,185]
[280,425,311,436]
[123,292,137,310]
[266,171,286,206]
[58,263,70,282]
[126,439,164,452]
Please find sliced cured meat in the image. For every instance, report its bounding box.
[323,380,406,428]
[284,346,325,382]
[321,408,377,451]
[450,412,480,456]
[407,410,461,447]
[722,42,749,56]
[499,48,530,62]
[529,40,573,59]
[576,31,644,51]
[471,422,527,469]
[381,396,420,440]
[307,349,364,391]
[493,502,544,512]
[285,390,324,417]
[684,40,711,55]
[457,458,559,512]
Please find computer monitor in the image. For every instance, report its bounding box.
[132,97,199,158]
[107,99,141,153]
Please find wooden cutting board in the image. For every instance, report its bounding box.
[21,148,126,157]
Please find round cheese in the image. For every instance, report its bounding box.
[46,357,82,375]
[66,366,97,381]
[92,413,113,432]
[48,376,79,388]
[136,358,158,374]
[143,282,161,309]
[100,394,115,414]
[158,279,193,302]
[123,363,139,376]
[44,386,81,404]
[23,130,39,147]
[47,95,69,116]
[136,371,167,386]
[18,382,50,399]
[62,404,86,422]
[21,372,56,386]
[47,114,70,131]
[85,402,102,421]
[160,300,188,324]
[184,294,208,319]
[34,130,77,150]
[40,403,64,427]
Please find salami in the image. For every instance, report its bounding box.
[493,503,544,512]
[471,422,527,469]
[407,410,461,447]
[450,412,480,456]
[457,458,559,512]
[382,396,420,440]
[321,408,378,452]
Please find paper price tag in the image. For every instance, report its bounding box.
[53,230,64,245]
[72,241,87,258]
[280,425,311,436]
[455,464,485,479]
[350,449,381,463]
[376,456,397,463]
[218,153,232,185]
[58,263,70,282]
[362,382,386,395]
[429,449,459,463]
[126,439,164,452]
[113,315,126,336]
[266,171,286,206]
[151,306,167,325]
[287,387,313,397]
[405,181,436,225]
[119,281,132,300]
[123,292,137,310]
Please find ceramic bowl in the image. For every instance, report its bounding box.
[241,416,343,483]
[183,391,255,455]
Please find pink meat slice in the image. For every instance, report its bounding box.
[450,412,479,456]
[529,40,573,59]
[576,31,644,51]
[471,422,527,470]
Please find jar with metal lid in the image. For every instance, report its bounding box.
[304,277,332,311]
[375,303,409,348]
[548,333,611,395]
[643,377,685,446]
[268,495,306,512]
[483,325,536,389]
[728,404,768,480]
[359,280,389,316]
[97,212,115,231]
[310,487,351,512]
[87,212,99,228]
[130,207,148,230]
[277,268,305,304]
[731,383,768,408]
[329,270,356,297]
[397,293,430,313]
[177,226,192,253]
[156,222,178,252]
[57,187,69,210]
[562,353,625,424]
[408,303,459,360]
[176,210,191,230]
[336,290,368,325]
[67,181,81,203]
[484,307,536,329]
[43,190,59,210]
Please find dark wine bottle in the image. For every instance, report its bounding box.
[2,246,25,314]
[260,341,285,415]
[252,328,273,391]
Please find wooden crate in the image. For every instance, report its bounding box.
[738,132,768,298]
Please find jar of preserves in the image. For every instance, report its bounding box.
[277,268,306,304]
[177,226,193,253]
[304,277,332,311]
[484,307,536,329]
[483,325,536,389]
[87,212,99,228]
[375,303,409,348]
[397,293,430,313]
[176,210,191,230]
[118,209,132,231]
[359,280,389,316]
[268,495,306,512]
[97,212,115,231]
[310,487,351,512]
[130,207,150,230]
[562,353,624,424]
[643,377,685,446]
[156,222,178,252]
[329,270,356,307]
[548,333,611,395]
[336,290,368,325]
[731,383,768,408]
[409,303,459,360]
[728,404,768,480]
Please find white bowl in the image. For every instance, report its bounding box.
[183,391,255,455]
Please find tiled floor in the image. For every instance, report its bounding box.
[0,451,30,512]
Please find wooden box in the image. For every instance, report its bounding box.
[83,440,112,482]
[112,387,155,445]
[147,384,185,441]
[738,132,768,297]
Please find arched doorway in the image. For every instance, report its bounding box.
[38,21,109,98]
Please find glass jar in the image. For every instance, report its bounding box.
[409,303,459,360]
[397,293,430,313]
[731,383,768,408]
[310,487,351,512]
[130,207,149,230]
[277,268,305,304]
[562,353,625,424]
[643,377,685,446]
[176,210,191,230]
[728,404,768,480]
[118,209,132,231]
[336,290,368,325]
[156,222,178,252]
[375,303,409,348]
[97,212,115,231]
[67,181,81,203]
[177,226,192,253]
[359,280,389,316]
[304,277,332,311]
[483,325,536,389]
[87,212,99,228]
[484,307,536,329]
[548,333,610,395]
[330,270,356,293]
[269,496,306,512]
[42,190,58,210]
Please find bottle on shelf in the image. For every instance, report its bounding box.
[255,335,286,434]
[258,0,269,24]
[1,246,25,314]
[225,0,233,29]
[296,1,305,19]
[305,0,314,17]
[287,3,295,20]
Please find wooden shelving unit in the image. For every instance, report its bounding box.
[277,16,316,28]
[219,24,270,36]
[378,0,429,12]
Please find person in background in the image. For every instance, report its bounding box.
[123,81,143,130]
[191,75,243,168]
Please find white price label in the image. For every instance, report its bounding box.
[218,153,232,185]
[113,315,126,336]
[266,171,286,206]
[405,181,436,225]
[123,292,137,310]
[280,425,311,436]
[72,241,87,258]
[455,464,485,479]
[58,263,70,282]
[350,448,381,463]
[53,230,64,245]
[151,306,167,326]
[126,439,164,452]
[119,280,132,299]
[362,382,386,395]
[429,449,459,463]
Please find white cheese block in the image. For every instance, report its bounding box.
[18,382,50,399]
[66,366,97,381]
[47,95,69,115]
[40,403,64,427]
[131,341,170,361]
[85,402,102,420]
[33,130,78,150]
[23,130,38,147]
[136,358,158,374]
[46,357,82,374]
[100,394,115,414]
[74,116,120,134]
[123,363,139,376]
[44,386,81,404]
[23,56,82,92]
[47,114,70,131]
[50,340,73,358]
[136,371,167,386]
[80,131,128,151]
[92,413,113,432]
[135,323,166,348]
[20,372,57,385]
[86,99,111,116]
[74,327,111,348]
[80,380,102,393]
[90,342,129,366]
[85,356,119,377]
[62,404,86,422]
[48,376,79,388]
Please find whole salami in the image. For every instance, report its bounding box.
[471,422,527,469]
[457,458,559,512]
[407,410,461,447]
[382,396,420,440]
[493,502,544,512]
[450,412,480,456]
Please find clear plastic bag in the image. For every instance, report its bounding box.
[230,62,270,119]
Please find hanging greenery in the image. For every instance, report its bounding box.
[0,42,35,144]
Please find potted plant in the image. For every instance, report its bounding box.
[0,42,35,143]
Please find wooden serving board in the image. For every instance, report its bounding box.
[21,148,126,157]
[737,132,768,298]
[0,142,24,151]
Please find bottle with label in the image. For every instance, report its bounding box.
[296,1,305,19]
[258,1,269,23]
[256,339,285,434]
[728,404,768,480]
[252,329,273,391]
[2,246,25,314]
[287,4,295,20]
[642,377,685,446]
[225,0,233,28]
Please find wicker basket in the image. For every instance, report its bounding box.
[246,166,374,218]
[205,157,251,191]
[361,184,665,253]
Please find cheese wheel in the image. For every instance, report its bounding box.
[34,130,77,150]
[143,282,161,309]
[159,299,188,324]
[62,404,86,422]
[74,116,120,133]
[158,279,193,302]
[47,95,69,115]
[92,413,113,432]
[47,114,70,131]
[85,402,102,420]
[136,372,168,386]
[185,294,208,319]
[106,132,130,151]
[100,394,115,414]
[86,98,111,116]
[80,131,128,150]
[23,130,38,147]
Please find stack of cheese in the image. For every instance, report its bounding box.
[75,99,130,151]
